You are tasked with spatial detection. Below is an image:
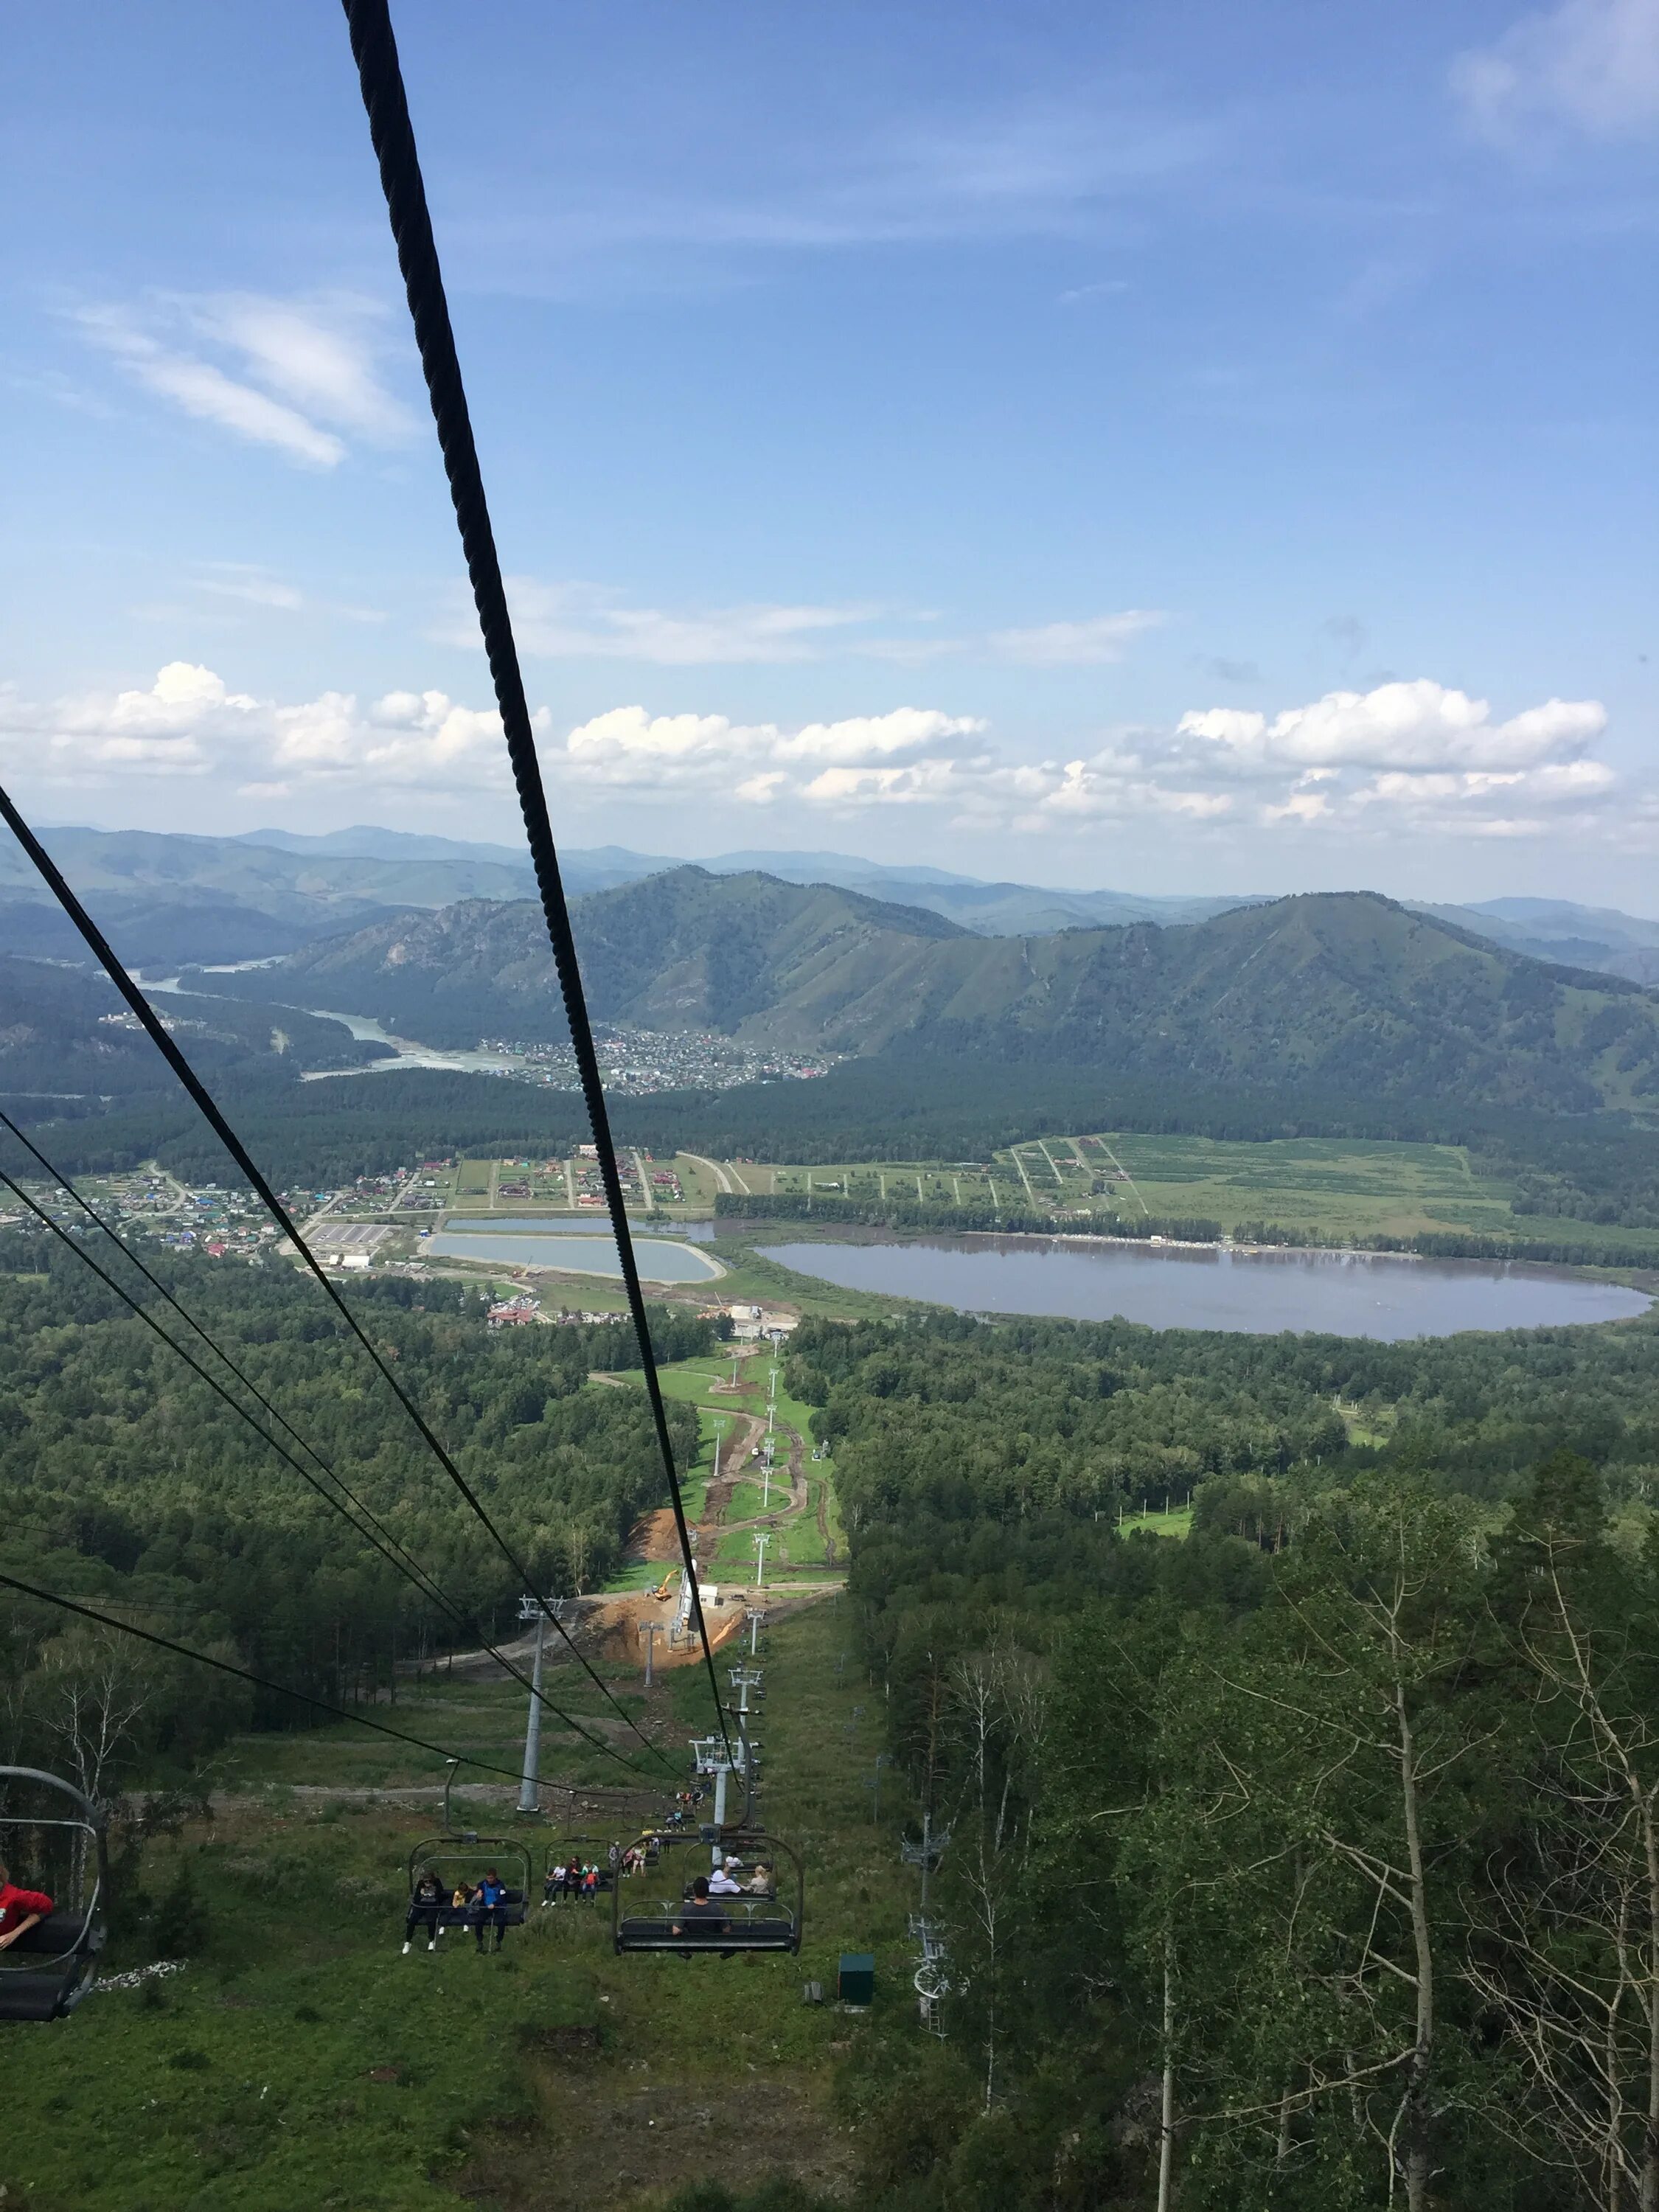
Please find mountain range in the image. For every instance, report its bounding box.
[7,821,1659,987]
[199,868,1659,1120]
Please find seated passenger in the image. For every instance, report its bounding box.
[404,1871,444,1952]
[671,1876,730,1937]
[474,1868,509,1952]
[707,1863,742,1896]
[745,1863,774,1895]
[0,1860,53,1952]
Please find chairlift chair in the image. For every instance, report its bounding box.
[0,1767,108,2023]
[540,1833,625,1902]
[613,1828,802,1958]
[406,1835,532,1938]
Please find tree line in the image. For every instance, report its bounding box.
[785,1308,1659,2210]
[0,1228,710,1794]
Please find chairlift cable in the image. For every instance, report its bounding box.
[1,1111,467,1601]
[0,1150,657,1781]
[340,0,736,1767]
[0,783,667,1773]
[0,1570,572,1791]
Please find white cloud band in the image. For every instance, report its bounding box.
[0,666,1626,848]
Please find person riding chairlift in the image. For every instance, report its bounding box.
[473,1868,509,1952]
[0,1860,53,1955]
[403,1871,443,1953]
[671,1875,729,1938]
[707,1860,742,1897]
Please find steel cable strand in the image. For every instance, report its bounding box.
[341,0,734,1763]
[0,1143,655,1781]
[0,1572,548,1791]
[0,786,672,1776]
[1,1110,469,1610]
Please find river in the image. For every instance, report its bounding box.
[757,1234,1651,1340]
[142,973,518,1077]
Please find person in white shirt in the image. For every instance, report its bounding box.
[707,1863,742,1896]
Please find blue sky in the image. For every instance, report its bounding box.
[3,0,1655,903]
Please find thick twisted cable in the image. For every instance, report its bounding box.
[341,0,734,1764]
[0,783,670,1775]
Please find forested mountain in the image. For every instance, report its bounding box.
[13,821,1659,985]
[211,870,1659,1117]
[209,867,968,1046]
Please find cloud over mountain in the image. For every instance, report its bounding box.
[0,664,1621,850]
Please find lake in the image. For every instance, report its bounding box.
[757,1234,1652,1340]
[426,1230,724,1284]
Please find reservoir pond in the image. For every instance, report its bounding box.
[758,1235,1651,1340]
[426,1230,723,1284]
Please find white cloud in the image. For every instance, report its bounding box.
[0,664,1632,852]
[557,704,984,790]
[498,581,879,665]
[200,572,305,611]
[75,293,414,470]
[189,295,416,441]
[456,98,1219,288]
[1452,0,1659,144]
[1176,679,1606,775]
[479,583,1169,669]
[193,566,386,624]
[0,664,509,794]
[991,610,1166,666]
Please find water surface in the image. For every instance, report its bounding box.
[428,1230,723,1283]
[759,1235,1649,1340]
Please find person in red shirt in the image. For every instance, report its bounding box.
[0,1860,54,1951]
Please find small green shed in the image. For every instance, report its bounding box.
[838,1952,874,2006]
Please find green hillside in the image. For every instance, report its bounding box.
[210,868,967,1047]
[209,872,1659,1118]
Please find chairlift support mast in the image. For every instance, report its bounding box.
[517,1594,564,1814]
[901,1808,950,1912]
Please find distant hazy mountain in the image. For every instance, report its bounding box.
[693,850,1261,933]
[10,821,1659,990]
[0,826,535,971]
[1406,899,1659,988]
[233,824,668,894]
[205,869,1659,1117]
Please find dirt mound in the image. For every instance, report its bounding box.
[625,1508,681,1563]
[575,1590,748,1668]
